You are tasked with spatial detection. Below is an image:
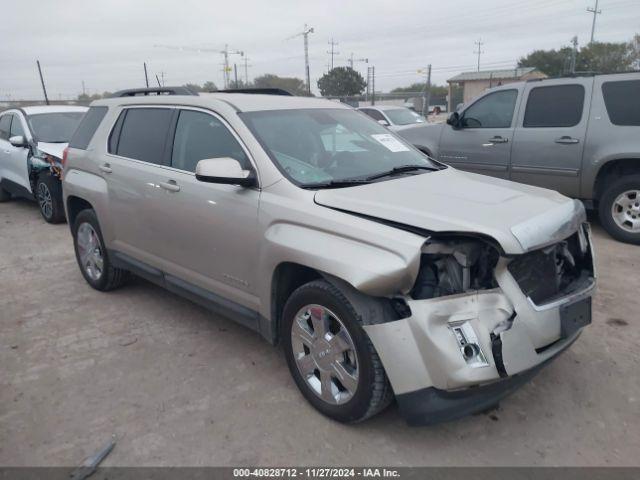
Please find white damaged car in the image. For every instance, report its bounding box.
[0,105,87,222]
[62,90,595,424]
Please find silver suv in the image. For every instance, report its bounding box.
[398,72,640,244]
[63,87,596,425]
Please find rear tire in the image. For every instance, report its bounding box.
[282,279,393,423]
[36,173,65,224]
[598,174,640,245]
[72,209,128,291]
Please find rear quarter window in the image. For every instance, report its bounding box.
[69,106,108,149]
[602,80,640,126]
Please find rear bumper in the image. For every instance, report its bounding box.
[395,332,579,426]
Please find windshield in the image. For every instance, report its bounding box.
[384,108,425,126]
[241,108,438,187]
[28,112,85,143]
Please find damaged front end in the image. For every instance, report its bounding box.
[28,147,64,193]
[363,224,596,425]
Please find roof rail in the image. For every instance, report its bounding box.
[109,86,198,98]
[525,70,640,82]
[215,88,293,96]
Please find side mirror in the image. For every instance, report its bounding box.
[195,157,256,187]
[377,119,390,127]
[9,135,28,148]
[446,112,460,128]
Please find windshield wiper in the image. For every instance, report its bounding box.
[366,164,439,181]
[300,178,372,189]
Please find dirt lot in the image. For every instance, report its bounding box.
[1,198,639,467]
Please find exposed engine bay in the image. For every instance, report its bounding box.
[410,226,593,306]
[411,238,499,300]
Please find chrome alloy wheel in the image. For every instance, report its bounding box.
[37,182,53,219]
[611,190,640,232]
[77,223,104,281]
[291,305,359,405]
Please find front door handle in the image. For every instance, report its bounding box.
[99,163,112,174]
[159,180,180,193]
[555,136,580,144]
[483,136,508,147]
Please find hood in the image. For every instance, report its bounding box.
[36,142,68,160]
[314,168,585,255]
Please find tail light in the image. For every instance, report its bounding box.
[61,147,69,168]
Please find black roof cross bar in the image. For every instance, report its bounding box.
[216,88,293,96]
[110,86,199,98]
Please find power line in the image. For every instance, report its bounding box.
[327,38,339,70]
[474,39,484,71]
[587,0,602,43]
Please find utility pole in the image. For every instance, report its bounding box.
[421,64,432,117]
[221,44,244,89]
[82,80,86,96]
[154,44,242,89]
[371,66,375,106]
[474,39,484,71]
[243,56,251,85]
[36,60,49,105]
[348,53,368,70]
[143,62,149,87]
[365,66,371,102]
[233,63,238,88]
[327,38,339,71]
[587,0,601,44]
[286,24,314,95]
[570,36,579,74]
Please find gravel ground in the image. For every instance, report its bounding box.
[1,198,638,466]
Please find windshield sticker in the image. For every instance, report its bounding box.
[371,134,410,152]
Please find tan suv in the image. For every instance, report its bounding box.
[63,87,596,425]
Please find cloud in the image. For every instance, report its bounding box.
[1,0,637,99]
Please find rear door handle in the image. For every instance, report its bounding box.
[99,163,112,174]
[159,180,180,193]
[555,136,580,144]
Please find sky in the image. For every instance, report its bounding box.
[0,0,638,100]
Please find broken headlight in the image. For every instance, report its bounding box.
[411,238,499,300]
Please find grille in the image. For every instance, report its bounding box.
[507,227,593,305]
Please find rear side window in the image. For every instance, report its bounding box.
[523,85,584,128]
[114,108,173,165]
[0,114,11,140]
[361,109,386,122]
[171,110,248,172]
[602,80,640,126]
[69,106,107,149]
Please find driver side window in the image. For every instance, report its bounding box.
[461,89,518,128]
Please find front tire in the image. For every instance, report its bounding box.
[72,209,127,291]
[598,174,640,245]
[282,280,393,423]
[36,173,65,224]
[0,184,11,202]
